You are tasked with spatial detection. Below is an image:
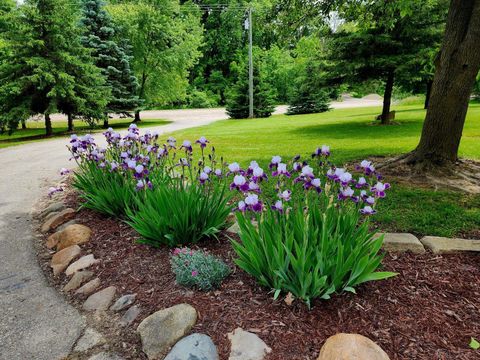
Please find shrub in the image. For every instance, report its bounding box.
[170,247,231,290]
[227,149,397,306]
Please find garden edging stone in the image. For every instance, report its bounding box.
[137,303,197,359]
[420,236,480,253]
[377,233,425,253]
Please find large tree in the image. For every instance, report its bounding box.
[329,1,447,124]
[81,0,139,129]
[0,0,108,135]
[108,0,203,121]
[406,0,480,168]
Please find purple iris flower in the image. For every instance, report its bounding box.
[214,169,222,177]
[360,206,376,215]
[227,162,241,175]
[245,193,263,212]
[127,160,136,169]
[246,161,259,175]
[248,181,260,193]
[271,200,283,212]
[235,200,247,212]
[311,178,322,193]
[371,182,390,198]
[48,187,63,197]
[203,166,212,174]
[292,162,302,172]
[339,172,352,186]
[167,137,176,148]
[195,136,209,149]
[272,163,291,177]
[338,186,355,200]
[358,160,376,175]
[356,177,368,188]
[230,175,249,192]
[110,161,119,172]
[199,172,209,184]
[278,190,291,201]
[136,180,145,191]
[365,196,375,205]
[157,147,168,158]
[269,155,282,170]
[327,167,345,181]
[252,167,267,182]
[59,168,70,176]
[181,140,193,153]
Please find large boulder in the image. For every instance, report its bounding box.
[48,224,92,251]
[317,333,390,360]
[164,333,219,360]
[137,303,197,359]
[50,245,82,276]
[227,328,271,360]
[41,208,76,233]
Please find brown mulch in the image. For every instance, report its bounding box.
[42,192,480,360]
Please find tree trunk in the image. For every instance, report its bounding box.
[380,70,395,125]
[410,0,480,166]
[424,79,433,109]
[134,110,141,123]
[103,118,109,129]
[45,113,53,136]
[21,119,27,130]
[67,113,74,132]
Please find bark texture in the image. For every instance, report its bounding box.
[134,110,141,123]
[67,113,74,132]
[410,0,480,166]
[45,113,52,136]
[380,70,395,125]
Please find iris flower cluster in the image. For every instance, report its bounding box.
[66,125,226,193]
[228,146,389,216]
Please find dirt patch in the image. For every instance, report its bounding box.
[37,192,480,360]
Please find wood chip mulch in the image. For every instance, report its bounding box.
[44,193,480,360]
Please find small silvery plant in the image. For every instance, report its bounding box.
[170,248,231,291]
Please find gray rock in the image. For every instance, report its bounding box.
[228,328,271,360]
[420,236,480,254]
[65,254,99,276]
[110,294,136,312]
[137,303,197,359]
[45,210,60,221]
[75,277,101,296]
[376,233,425,254]
[56,219,79,232]
[63,270,95,292]
[41,202,66,218]
[119,305,141,327]
[83,286,117,312]
[87,352,125,360]
[165,333,219,360]
[74,328,106,352]
[226,222,240,234]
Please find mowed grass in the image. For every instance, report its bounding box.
[0,118,171,149]
[171,103,480,238]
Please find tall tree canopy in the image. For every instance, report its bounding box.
[0,0,108,135]
[81,0,140,128]
[329,0,447,124]
[108,0,203,121]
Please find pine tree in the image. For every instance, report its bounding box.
[0,0,108,135]
[81,0,139,127]
[226,60,275,119]
[287,75,331,115]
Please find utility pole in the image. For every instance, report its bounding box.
[247,6,253,118]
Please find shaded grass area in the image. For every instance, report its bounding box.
[0,118,171,149]
[171,103,480,238]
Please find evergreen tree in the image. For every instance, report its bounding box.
[226,56,275,119]
[0,0,108,135]
[287,84,330,115]
[81,0,139,128]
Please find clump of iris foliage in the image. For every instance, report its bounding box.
[68,125,232,246]
[66,126,396,307]
[227,147,397,307]
[170,247,231,291]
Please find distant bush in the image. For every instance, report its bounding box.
[170,247,230,290]
[186,89,220,108]
[287,85,330,115]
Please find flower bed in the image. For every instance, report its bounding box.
[41,126,480,359]
[46,193,480,360]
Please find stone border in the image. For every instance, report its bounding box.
[35,194,480,360]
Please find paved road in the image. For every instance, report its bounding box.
[0,98,382,359]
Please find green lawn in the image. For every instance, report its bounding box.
[0,118,171,149]
[171,103,480,238]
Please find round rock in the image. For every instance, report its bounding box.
[137,303,197,359]
[317,333,390,360]
[227,328,271,360]
[164,333,219,360]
